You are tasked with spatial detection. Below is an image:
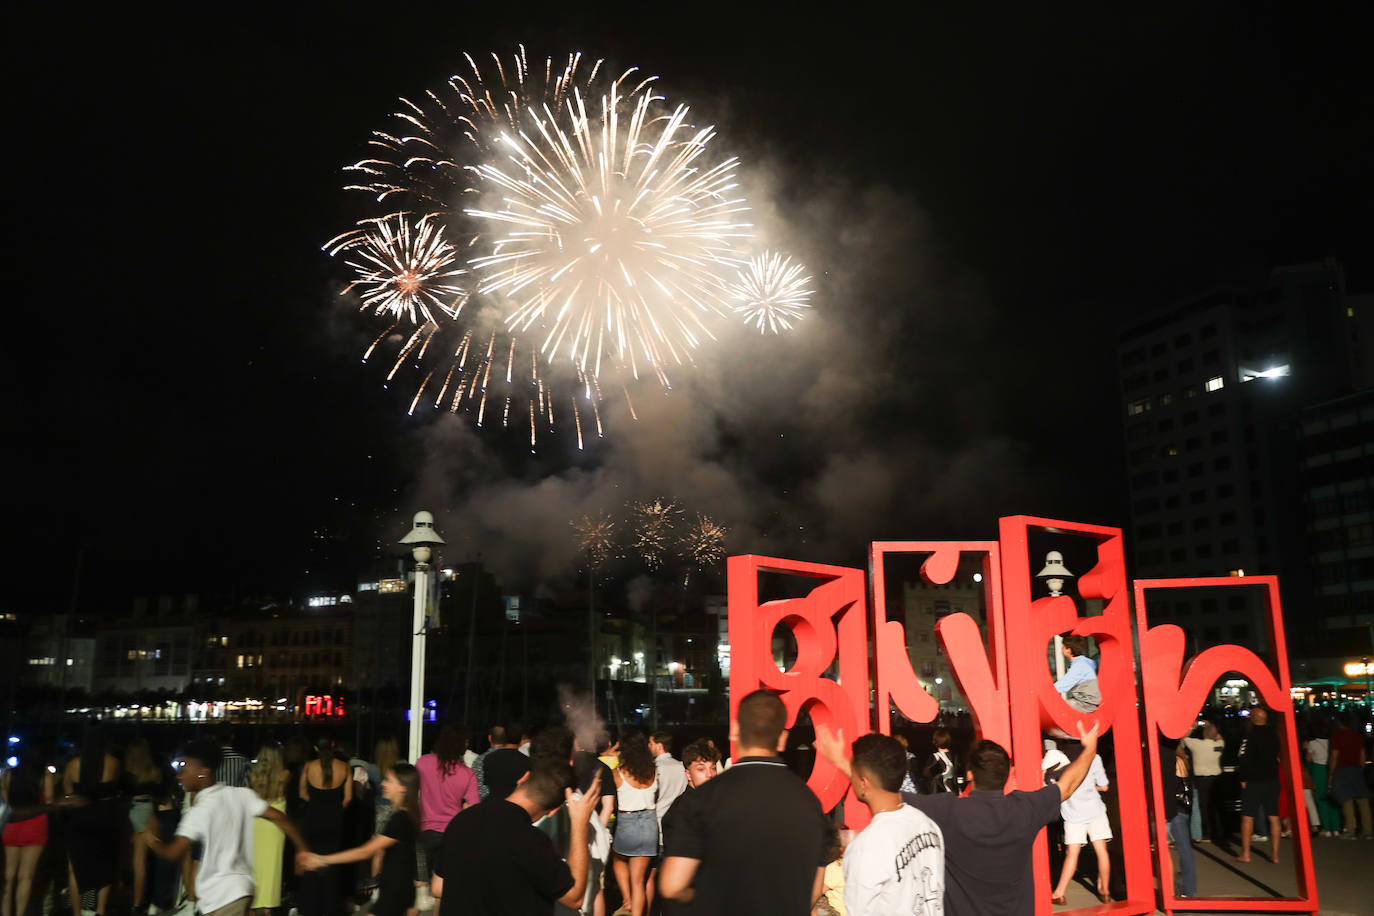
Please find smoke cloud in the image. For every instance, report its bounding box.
[377,147,1031,589]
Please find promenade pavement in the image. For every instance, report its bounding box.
[1051,832,1370,914]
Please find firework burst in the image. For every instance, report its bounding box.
[679,514,727,567]
[465,85,751,384]
[328,215,469,324]
[571,512,617,566]
[630,498,682,571]
[728,251,812,334]
[328,47,809,444]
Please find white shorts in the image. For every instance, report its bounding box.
[1064,815,1113,845]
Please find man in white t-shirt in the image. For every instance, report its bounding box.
[144,739,311,916]
[1050,750,1110,904]
[842,734,945,916]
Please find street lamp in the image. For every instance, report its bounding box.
[399,511,445,762]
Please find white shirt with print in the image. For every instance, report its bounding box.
[844,804,944,916]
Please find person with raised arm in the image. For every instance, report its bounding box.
[817,720,1101,916]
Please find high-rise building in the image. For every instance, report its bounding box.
[1117,260,1369,652]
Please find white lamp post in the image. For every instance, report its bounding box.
[400,511,445,762]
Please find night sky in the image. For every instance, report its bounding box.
[6,3,1372,613]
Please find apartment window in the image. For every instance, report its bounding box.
[1201,598,1218,614]
[1230,624,1250,640]
[1183,410,1199,425]
[1121,347,1146,367]
[1127,423,1152,442]
[1177,357,1194,373]
[1217,484,1235,499]
[1207,402,1227,418]
[1162,469,1179,483]
[1201,323,1217,339]
[1175,333,1192,347]
[1134,497,1160,514]
[1210,429,1229,444]
[1190,489,1208,505]
[1166,521,1183,536]
[1161,444,1179,458]
[1202,349,1219,365]
[1157,417,1174,432]
[1124,372,1148,390]
[1158,392,1174,407]
[1183,385,1199,399]
[1154,369,1169,383]
[1213,456,1232,471]
[1170,548,1187,562]
[1205,376,1225,392]
[1222,538,1240,554]
[1165,494,1181,509]
[1128,447,1152,467]
[1192,517,1211,532]
[1218,510,1237,526]
[1151,342,1167,357]
[1187,462,1204,478]
[1127,398,1151,416]
[1186,436,1201,451]
[1195,543,1213,559]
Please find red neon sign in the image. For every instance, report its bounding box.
[303,694,347,718]
[728,515,1317,915]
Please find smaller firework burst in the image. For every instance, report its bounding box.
[679,514,727,568]
[328,215,469,325]
[728,251,812,334]
[630,498,682,571]
[571,512,617,566]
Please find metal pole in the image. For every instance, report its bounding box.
[408,561,428,762]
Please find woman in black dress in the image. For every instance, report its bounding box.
[303,763,418,916]
[297,737,352,916]
[62,727,121,916]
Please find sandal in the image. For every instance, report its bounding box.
[1051,895,1067,906]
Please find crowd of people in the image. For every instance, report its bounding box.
[0,696,1369,916]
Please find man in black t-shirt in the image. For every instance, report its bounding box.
[482,722,532,802]
[660,690,831,915]
[430,764,601,916]
[818,720,1101,916]
[1235,706,1282,864]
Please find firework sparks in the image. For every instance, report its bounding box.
[630,498,681,571]
[464,83,751,383]
[572,512,617,566]
[328,47,808,443]
[679,514,727,567]
[329,216,469,325]
[727,251,812,334]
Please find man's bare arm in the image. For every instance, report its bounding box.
[658,856,700,903]
[1055,721,1101,801]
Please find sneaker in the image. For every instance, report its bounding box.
[1253,834,1268,841]
[1339,832,1358,840]
[1320,830,1334,837]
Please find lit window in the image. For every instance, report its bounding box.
[1127,398,1151,416]
[1205,376,1224,392]
[1228,568,1245,577]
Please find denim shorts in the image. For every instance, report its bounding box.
[613,809,658,857]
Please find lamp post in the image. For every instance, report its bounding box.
[399,511,445,762]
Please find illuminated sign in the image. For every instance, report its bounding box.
[1345,661,1374,677]
[303,694,347,718]
[378,578,407,594]
[729,515,1316,915]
